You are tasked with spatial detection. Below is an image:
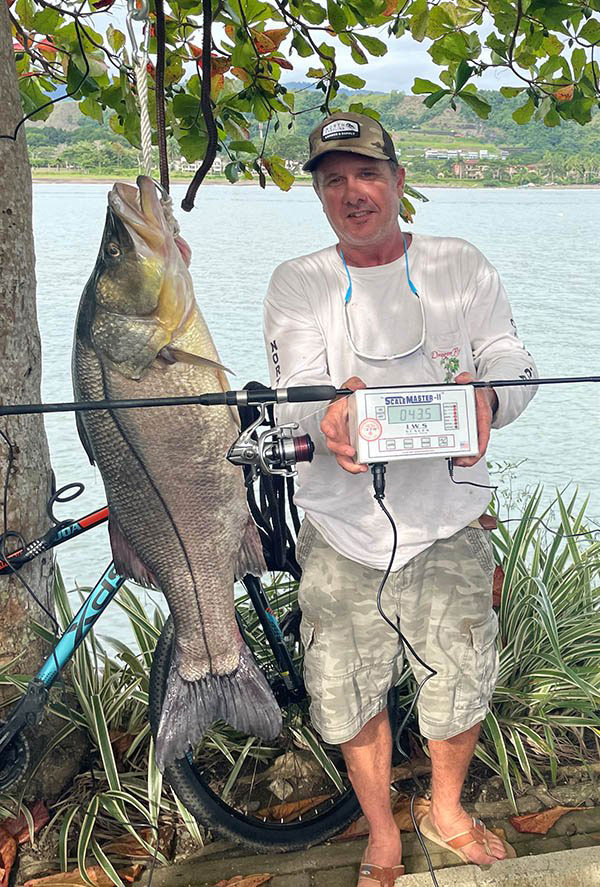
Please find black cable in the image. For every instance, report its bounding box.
[447,461,600,539]
[181,0,218,211]
[0,430,60,635]
[0,18,90,142]
[411,792,440,887]
[370,464,439,885]
[154,0,169,192]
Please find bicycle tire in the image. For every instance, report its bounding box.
[148,611,361,851]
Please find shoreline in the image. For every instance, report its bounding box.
[31,174,600,189]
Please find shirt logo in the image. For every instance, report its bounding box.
[321,120,360,141]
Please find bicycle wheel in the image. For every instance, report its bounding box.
[148,574,361,851]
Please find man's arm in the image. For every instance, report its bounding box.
[462,265,538,430]
[263,264,332,453]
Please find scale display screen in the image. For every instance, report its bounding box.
[388,403,442,424]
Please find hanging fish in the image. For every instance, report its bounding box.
[72,176,281,769]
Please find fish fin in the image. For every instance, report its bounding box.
[159,345,234,376]
[235,517,267,580]
[109,516,158,588]
[75,411,96,466]
[155,645,282,771]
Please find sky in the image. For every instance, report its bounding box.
[280,27,517,94]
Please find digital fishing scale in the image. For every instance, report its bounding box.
[348,384,479,464]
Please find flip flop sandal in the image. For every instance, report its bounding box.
[358,851,405,886]
[419,814,517,864]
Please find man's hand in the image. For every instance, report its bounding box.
[453,371,498,468]
[320,376,368,474]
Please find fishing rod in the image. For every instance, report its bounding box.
[0,375,599,417]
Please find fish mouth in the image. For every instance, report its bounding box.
[109,176,192,265]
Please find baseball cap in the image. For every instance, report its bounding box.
[303,111,398,172]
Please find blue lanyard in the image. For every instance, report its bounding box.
[339,233,419,305]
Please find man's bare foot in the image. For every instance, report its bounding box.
[428,807,507,865]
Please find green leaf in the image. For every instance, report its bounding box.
[107,25,126,52]
[291,32,312,58]
[337,73,367,89]
[579,18,600,43]
[409,0,429,42]
[327,0,347,32]
[459,91,491,118]
[454,59,472,92]
[355,33,388,56]
[78,96,103,123]
[299,0,327,25]
[225,161,240,183]
[59,806,79,873]
[350,40,368,64]
[484,711,517,811]
[265,157,295,190]
[544,107,561,127]
[423,88,451,108]
[412,77,441,94]
[430,31,470,64]
[172,93,200,118]
[32,7,62,32]
[500,86,525,97]
[426,3,457,39]
[229,139,258,153]
[178,131,208,162]
[15,0,35,29]
[306,66,326,78]
[512,96,536,124]
[571,47,586,80]
[91,841,126,887]
[77,795,100,887]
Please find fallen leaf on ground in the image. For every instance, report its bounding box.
[23,864,142,886]
[101,826,173,860]
[0,827,18,887]
[510,806,584,835]
[213,876,271,887]
[256,794,332,822]
[334,796,431,841]
[392,796,431,831]
[0,800,50,845]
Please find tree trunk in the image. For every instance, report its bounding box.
[0,1,84,801]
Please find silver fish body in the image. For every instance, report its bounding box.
[72,177,281,769]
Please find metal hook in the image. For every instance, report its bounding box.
[127,0,150,22]
[126,0,150,61]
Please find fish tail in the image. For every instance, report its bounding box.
[155,645,282,771]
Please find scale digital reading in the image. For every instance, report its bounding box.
[348,385,479,463]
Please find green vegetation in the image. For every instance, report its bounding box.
[27,87,600,186]
[2,488,599,881]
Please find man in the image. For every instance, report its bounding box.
[263,112,537,885]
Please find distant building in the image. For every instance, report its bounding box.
[173,156,224,174]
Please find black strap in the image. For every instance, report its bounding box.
[239,382,301,581]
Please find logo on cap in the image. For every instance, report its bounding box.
[321,119,360,141]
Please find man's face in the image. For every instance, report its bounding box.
[314,152,405,248]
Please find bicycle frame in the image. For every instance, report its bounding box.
[0,504,304,761]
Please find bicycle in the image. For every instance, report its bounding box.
[0,386,373,853]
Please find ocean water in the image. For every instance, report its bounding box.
[30,182,600,641]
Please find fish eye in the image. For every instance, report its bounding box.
[107,242,121,257]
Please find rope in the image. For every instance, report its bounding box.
[135,55,153,177]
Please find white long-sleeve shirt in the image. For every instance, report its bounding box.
[263,234,538,571]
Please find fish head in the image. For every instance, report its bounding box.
[80,176,197,378]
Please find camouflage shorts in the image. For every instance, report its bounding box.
[295,520,499,744]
